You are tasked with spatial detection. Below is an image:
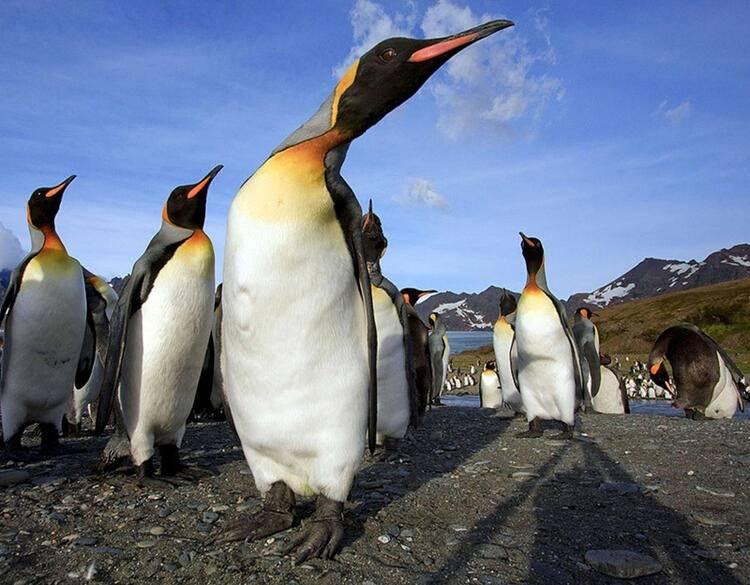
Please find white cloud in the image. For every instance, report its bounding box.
[0,222,24,270]
[336,0,564,138]
[659,99,692,125]
[397,178,448,208]
[333,0,416,77]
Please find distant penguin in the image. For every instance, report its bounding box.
[0,176,94,456]
[572,307,601,411]
[428,313,450,405]
[67,271,119,430]
[470,365,476,375]
[95,166,222,484]
[401,287,437,415]
[361,201,420,445]
[514,233,582,438]
[649,324,746,419]
[595,364,630,415]
[479,361,502,408]
[218,19,514,560]
[493,290,524,414]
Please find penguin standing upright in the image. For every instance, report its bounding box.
[428,312,451,406]
[0,176,93,455]
[649,324,745,419]
[67,271,119,431]
[493,290,524,414]
[479,361,502,408]
[95,166,222,484]
[597,354,630,414]
[361,201,421,446]
[514,233,582,438]
[401,287,437,416]
[572,307,601,411]
[219,19,514,561]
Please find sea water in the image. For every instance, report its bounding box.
[446,331,493,355]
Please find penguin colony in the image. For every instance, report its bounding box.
[0,17,746,564]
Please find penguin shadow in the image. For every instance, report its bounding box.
[524,438,744,585]
[422,443,571,584]
[345,405,513,547]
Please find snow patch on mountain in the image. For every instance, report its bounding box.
[433,299,491,329]
[724,254,750,267]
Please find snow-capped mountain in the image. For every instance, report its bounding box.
[415,243,749,330]
[567,243,750,309]
[415,286,519,331]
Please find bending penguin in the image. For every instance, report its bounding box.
[219,19,513,562]
[648,324,745,419]
[514,233,582,439]
[428,312,450,406]
[362,201,421,446]
[95,166,222,484]
[0,176,94,456]
[401,287,437,416]
[479,361,502,409]
[572,307,600,411]
[66,271,119,432]
[493,290,524,414]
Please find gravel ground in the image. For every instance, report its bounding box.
[0,408,748,584]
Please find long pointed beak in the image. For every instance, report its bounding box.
[187,164,223,199]
[519,231,535,247]
[46,175,76,199]
[409,19,514,63]
[362,199,374,229]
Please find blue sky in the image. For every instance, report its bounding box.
[1,0,748,297]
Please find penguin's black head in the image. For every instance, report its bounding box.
[401,287,437,306]
[484,360,496,371]
[600,353,612,366]
[334,20,514,139]
[164,165,223,230]
[499,290,517,317]
[649,359,670,388]
[361,199,388,262]
[27,175,76,230]
[520,232,544,275]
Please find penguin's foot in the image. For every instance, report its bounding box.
[60,418,80,438]
[281,496,344,564]
[215,481,295,544]
[136,459,181,488]
[97,435,132,473]
[158,445,215,481]
[549,423,574,440]
[39,424,63,455]
[515,418,543,439]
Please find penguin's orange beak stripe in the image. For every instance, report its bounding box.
[650,363,661,375]
[187,176,212,199]
[409,33,479,62]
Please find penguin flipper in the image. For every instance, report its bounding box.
[75,311,97,389]
[509,334,520,391]
[544,291,584,404]
[191,333,215,418]
[582,341,601,398]
[95,232,187,434]
[323,148,377,453]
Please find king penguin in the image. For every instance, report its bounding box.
[0,176,93,456]
[514,233,582,438]
[361,201,421,446]
[492,290,524,414]
[401,287,437,416]
[428,312,451,406]
[479,361,502,408]
[572,307,601,411]
[95,166,222,484]
[66,271,119,432]
[648,324,746,419]
[219,19,514,561]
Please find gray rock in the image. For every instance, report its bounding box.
[585,549,662,578]
[202,511,219,523]
[74,536,98,547]
[510,471,539,480]
[386,524,400,538]
[696,486,735,498]
[149,526,165,536]
[136,539,157,548]
[477,544,508,560]
[692,512,729,527]
[0,470,30,487]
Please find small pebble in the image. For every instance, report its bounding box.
[377,535,391,544]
